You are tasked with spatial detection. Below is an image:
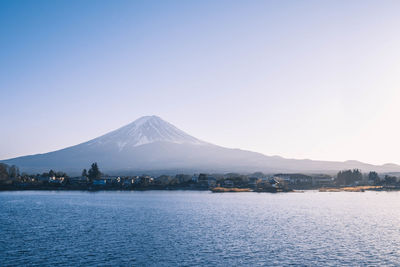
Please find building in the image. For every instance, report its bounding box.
[273,174,312,186]
[93,179,107,185]
[139,176,154,186]
[224,180,234,188]
[123,178,135,186]
[208,177,217,188]
[37,176,51,183]
[67,176,88,185]
[49,176,65,184]
[312,175,333,187]
[197,174,209,187]
[191,174,199,183]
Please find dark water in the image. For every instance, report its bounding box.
[1,190,400,266]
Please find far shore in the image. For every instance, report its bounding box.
[2,185,400,193]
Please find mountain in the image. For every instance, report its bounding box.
[2,115,400,175]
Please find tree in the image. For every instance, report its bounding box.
[0,163,9,181]
[368,171,379,184]
[82,169,88,177]
[336,169,362,185]
[56,171,67,178]
[21,172,30,182]
[175,174,191,183]
[384,175,397,185]
[88,163,101,182]
[49,169,55,177]
[8,165,20,179]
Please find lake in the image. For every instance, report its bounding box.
[1,190,400,266]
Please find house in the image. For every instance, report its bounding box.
[139,176,154,186]
[192,174,199,183]
[123,178,135,186]
[312,175,333,187]
[293,175,312,185]
[197,173,209,187]
[274,175,291,183]
[256,179,275,192]
[49,176,65,184]
[93,179,107,185]
[208,176,217,188]
[269,178,280,186]
[67,176,88,185]
[37,176,51,183]
[134,177,142,185]
[273,174,312,186]
[224,180,234,188]
[103,176,120,185]
[260,176,271,182]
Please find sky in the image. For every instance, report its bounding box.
[1,0,400,165]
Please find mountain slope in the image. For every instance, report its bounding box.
[85,115,207,149]
[2,115,400,175]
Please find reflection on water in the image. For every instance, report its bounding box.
[1,190,400,266]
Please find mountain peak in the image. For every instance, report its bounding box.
[133,115,163,126]
[86,115,206,150]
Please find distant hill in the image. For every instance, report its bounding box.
[2,115,400,175]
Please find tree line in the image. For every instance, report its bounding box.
[0,163,19,181]
[2,161,400,188]
[335,169,398,186]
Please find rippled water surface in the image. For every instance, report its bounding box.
[1,190,400,266]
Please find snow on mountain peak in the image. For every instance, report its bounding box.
[132,115,161,128]
[86,115,206,150]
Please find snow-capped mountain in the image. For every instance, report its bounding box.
[2,115,400,175]
[85,115,207,150]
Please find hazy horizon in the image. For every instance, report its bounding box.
[2,0,400,165]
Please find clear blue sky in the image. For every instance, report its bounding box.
[1,0,400,165]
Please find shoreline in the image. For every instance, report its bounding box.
[2,185,400,193]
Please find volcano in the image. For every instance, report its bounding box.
[2,115,400,175]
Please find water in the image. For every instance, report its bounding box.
[1,190,400,266]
